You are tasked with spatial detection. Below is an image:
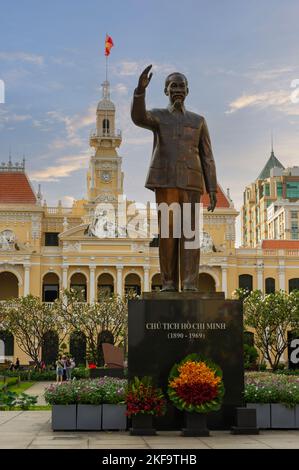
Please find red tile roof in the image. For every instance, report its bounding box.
[201,184,230,208]
[0,172,37,204]
[262,240,299,249]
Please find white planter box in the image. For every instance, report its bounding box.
[295,405,299,429]
[246,403,270,428]
[52,405,77,431]
[271,404,296,429]
[102,404,127,430]
[76,405,102,430]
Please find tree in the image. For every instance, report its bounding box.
[0,296,68,366]
[244,290,299,371]
[55,290,128,365]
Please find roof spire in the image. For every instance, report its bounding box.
[8,147,12,167]
[102,80,110,100]
[271,130,274,156]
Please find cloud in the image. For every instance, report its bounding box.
[46,105,95,148]
[30,152,89,182]
[207,65,296,82]
[248,66,295,81]
[113,83,128,95]
[62,195,75,206]
[115,60,177,77]
[0,109,32,127]
[226,90,290,113]
[0,52,44,65]
[118,61,140,76]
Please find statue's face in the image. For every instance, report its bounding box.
[165,74,188,107]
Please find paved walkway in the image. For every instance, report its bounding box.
[0,411,299,449]
[25,382,53,406]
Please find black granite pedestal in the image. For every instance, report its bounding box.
[128,293,244,430]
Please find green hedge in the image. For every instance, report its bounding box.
[1,367,90,381]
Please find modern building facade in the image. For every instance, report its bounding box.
[241,150,299,247]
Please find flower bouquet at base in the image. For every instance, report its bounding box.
[168,354,225,436]
[126,376,167,436]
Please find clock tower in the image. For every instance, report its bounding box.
[87,80,123,206]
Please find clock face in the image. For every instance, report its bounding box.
[101,171,112,183]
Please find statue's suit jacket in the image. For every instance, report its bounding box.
[131,90,217,194]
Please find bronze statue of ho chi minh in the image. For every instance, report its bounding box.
[131,65,217,292]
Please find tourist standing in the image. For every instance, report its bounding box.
[55,356,64,383]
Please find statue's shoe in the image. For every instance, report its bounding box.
[161,285,177,292]
[182,286,198,292]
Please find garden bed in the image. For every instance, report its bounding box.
[245,372,299,429]
[45,377,127,431]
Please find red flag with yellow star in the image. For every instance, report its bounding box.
[105,35,114,56]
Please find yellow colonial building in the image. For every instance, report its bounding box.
[1,79,299,363]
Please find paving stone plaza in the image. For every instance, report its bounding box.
[1,411,299,449]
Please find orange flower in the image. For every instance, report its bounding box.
[169,360,221,390]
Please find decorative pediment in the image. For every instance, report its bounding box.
[59,224,89,239]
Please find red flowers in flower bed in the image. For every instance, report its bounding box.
[126,377,167,417]
[88,363,97,369]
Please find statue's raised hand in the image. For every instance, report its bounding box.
[137,65,153,93]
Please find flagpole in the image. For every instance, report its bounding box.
[105,32,108,82]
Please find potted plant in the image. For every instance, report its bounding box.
[245,372,299,429]
[76,380,103,430]
[126,376,167,436]
[45,382,77,431]
[102,377,127,430]
[168,354,224,436]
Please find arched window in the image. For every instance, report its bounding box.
[42,273,59,302]
[70,273,87,301]
[102,119,110,134]
[125,273,141,295]
[42,331,59,366]
[0,272,18,300]
[265,277,275,294]
[198,273,216,292]
[289,278,299,293]
[244,331,254,347]
[0,331,14,363]
[98,273,114,298]
[239,274,253,292]
[151,273,162,292]
[70,331,86,367]
[97,330,114,366]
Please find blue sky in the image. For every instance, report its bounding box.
[1,0,299,244]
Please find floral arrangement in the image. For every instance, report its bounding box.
[88,363,97,369]
[126,376,167,417]
[168,354,224,413]
[245,372,299,408]
[44,377,127,405]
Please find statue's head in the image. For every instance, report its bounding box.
[164,72,188,108]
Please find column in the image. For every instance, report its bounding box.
[143,266,150,292]
[62,265,68,290]
[278,265,286,291]
[24,264,30,296]
[89,266,96,304]
[221,266,227,298]
[257,261,264,291]
[116,265,123,296]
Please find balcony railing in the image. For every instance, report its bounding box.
[90,129,122,139]
[45,207,73,215]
